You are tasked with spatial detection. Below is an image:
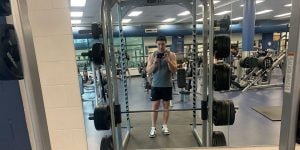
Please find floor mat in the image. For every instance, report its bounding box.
[121,111,201,149]
[121,111,202,127]
[252,106,282,121]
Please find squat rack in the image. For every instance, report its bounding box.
[100,0,216,149]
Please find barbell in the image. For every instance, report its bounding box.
[90,100,237,130]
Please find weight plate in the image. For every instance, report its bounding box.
[214,35,231,59]
[100,135,113,150]
[94,105,111,130]
[212,131,227,146]
[177,68,186,88]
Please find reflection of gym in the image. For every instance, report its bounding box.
[1,0,300,150]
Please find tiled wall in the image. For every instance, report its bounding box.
[26,0,88,149]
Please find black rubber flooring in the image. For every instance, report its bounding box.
[124,111,201,150]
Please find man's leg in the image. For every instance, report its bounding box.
[162,100,170,124]
[151,100,160,127]
[162,100,170,135]
[149,100,160,138]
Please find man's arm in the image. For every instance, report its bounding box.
[166,52,177,73]
[146,53,158,74]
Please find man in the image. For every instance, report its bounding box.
[146,36,177,138]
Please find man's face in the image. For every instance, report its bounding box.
[156,40,167,51]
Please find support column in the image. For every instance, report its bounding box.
[242,0,256,52]
[279,0,300,149]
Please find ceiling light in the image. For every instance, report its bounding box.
[70,12,83,17]
[71,20,81,24]
[256,10,273,15]
[231,17,243,21]
[240,0,264,7]
[128,11,143,17]
[122,19,131,23]
[284,3,292,7]
[196,18,203,22]
[71,0,86,7]
[198,1,220,7]
[162,18,176,22]
[178,11,191,16]
[215,11,231,15]
[274,13,291,18]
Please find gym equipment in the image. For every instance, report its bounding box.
[100,135,113,150]
[94,105,111,130]
[213,100,236,126]
[213,64,231,91]
[239,57,259,68]
[213,35,231,59]
[90,104,122,130]
[81,43,105,65]
[91,23,102,39]
[214,15,230,33]
[177,68,186,88]
[0,24,24,80]
[0,0,11,16]
[212,131,227,146]
[257,56,273,69]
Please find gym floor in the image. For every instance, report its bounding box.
[81,68,283,150]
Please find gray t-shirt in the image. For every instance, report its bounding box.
[151,51,172,87]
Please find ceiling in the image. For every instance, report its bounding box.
[69,0,292,26]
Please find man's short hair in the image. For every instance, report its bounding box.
[156,36,167,43]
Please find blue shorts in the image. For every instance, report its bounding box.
[151,87,172,101]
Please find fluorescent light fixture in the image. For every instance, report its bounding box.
[215,11,231,15]
[274,13,291,18]
[162,18,176,22]
[284,3,292,7]
[231,17,243,21]
[196,18,203,22]
[198,1,220,7]
[256,9,273,15]
[71,0,86,7]
[178,11,191,16]
[240,0,264,7]
[71,20,81,24]
[128,11,143,17]
[122,19,131,23]
[70,12,83,17]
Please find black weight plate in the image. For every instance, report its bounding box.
[91,23,101,39]
[229,100,236,125]
[219,15,231,33]
[0,0,11,16]
[100,135,113,150]
[214,64,230,91]
[258,56,273,69]
[213,35,231,59]
[94,105,111,130]
[177,68,186,88]
[0,24,23,80]
[115,104,122,124]
[212,131,227,146]
[92,43,105,65]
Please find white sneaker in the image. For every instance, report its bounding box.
[149,127,156,138]
[169,100,173,107]
[161,124,170,135]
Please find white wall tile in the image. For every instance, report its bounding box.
[29,9,72,37]
[46,108,85,130]
[33,35,76,62]
[42,84,82,108]
[52,0,69,9]
[46,108,70,130]
[48,130,70,150]
[69,129,88,150]
[68,108,85,129]
[38,61,78,86]
[26,0,52,11]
